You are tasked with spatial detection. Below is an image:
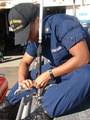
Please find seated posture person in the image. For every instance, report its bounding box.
[3,3,90,120]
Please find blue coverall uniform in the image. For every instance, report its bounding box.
[7,14,90,117]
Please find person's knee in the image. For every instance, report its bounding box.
[42,94,72,118]
[41,85,70,117]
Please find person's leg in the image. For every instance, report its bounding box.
[42,64,90,118]
[7,62,53,105]
[6,83,31,104]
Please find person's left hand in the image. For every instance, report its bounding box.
[33,71,50,89]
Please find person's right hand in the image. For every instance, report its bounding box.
[14,79,33,95]
[19,79,33,89]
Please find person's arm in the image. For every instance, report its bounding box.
[34,39,90,88]
[52,40,90,77]
[18,52,34,83]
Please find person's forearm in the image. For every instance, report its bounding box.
[18,61,29,82]
[52,56,89,78]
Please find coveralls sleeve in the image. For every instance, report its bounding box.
[26,41,37,57]
[57,17,87,50]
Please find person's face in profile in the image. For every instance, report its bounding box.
[28,17,39,42]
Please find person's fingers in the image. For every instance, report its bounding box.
[40,82,48,88]
[33,81,40,88]
[21,80,33,88]
[33,81,46,89]
[33,81,39,88]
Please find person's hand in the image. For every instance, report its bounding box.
[33,71,50,89]
[14,79,33,95]
[19,79,33,89]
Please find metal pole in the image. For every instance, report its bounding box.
[15,97,25,120]
[37,0,44,97]
[73,0,76,16]
[39,0,43,44]
[37,0,44,74]
[16,1,44,119]
[15,94,33,120]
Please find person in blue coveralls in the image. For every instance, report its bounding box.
[4,2,90,120]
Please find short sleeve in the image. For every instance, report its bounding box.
[26,41,37,57]
[62,26,86,49]
[57,17,87,50]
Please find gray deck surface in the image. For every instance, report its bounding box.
[55,97,90,120]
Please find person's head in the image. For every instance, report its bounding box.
[8,3,39,42]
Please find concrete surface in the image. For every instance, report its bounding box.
[54,97,90,120]
[0,55,22,68]
[0,55,22,89]
[1,56,90,120]
[0,67,18,89]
